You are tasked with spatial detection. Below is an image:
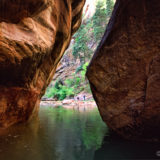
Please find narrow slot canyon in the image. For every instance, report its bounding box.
[0,0,160,159]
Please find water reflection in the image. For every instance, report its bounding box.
[0,105,107,160]
[0,105,159,160]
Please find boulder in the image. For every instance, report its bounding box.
[0,0,85,128]
[87,0,160,140]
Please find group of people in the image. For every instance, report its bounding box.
[76,95,86,101]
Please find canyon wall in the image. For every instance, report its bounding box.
[87,0,160,140]
[1,0,160,141]
[0,0,85,128]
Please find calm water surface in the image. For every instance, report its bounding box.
[0,105,160,160]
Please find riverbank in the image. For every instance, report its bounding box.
[40,100,97,111]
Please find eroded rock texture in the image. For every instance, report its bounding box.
[0,0,85,128]
[87,0,160,140]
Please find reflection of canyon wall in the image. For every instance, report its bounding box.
[0,0,85,128]
[87,0,160,140]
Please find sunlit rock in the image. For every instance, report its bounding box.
[0,0,85,128]
[87,0,160,140]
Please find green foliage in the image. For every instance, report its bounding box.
[57,85,74,100]
[45,79,74,100]
[65,79,75,87]
[72,0,114,65]
[75,65,83,74]
[106,0,114,17]
[44,0,115,100]
[45,87,58,98]
[44,63,90,100]
[92,0,107,41]
[80,62,89,80]
[73,23,92,64]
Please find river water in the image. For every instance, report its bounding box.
[0,105,160,160]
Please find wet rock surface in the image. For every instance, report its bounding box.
[0,0,85,128]
[87,0,160,140]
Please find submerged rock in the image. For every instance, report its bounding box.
[0,0,85,128]
[87,0,160,140]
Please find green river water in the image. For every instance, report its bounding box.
[0,105,160,160]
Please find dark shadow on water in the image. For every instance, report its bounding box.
[94,132,160,160]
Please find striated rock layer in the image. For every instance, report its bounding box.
[87,0,160,140]
[0,0,85,128]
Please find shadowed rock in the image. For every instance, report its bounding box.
[87,0,160,140]
[0,0,85,128]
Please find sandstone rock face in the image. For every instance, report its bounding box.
[87,0,160,140]
[0,0,85,128]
